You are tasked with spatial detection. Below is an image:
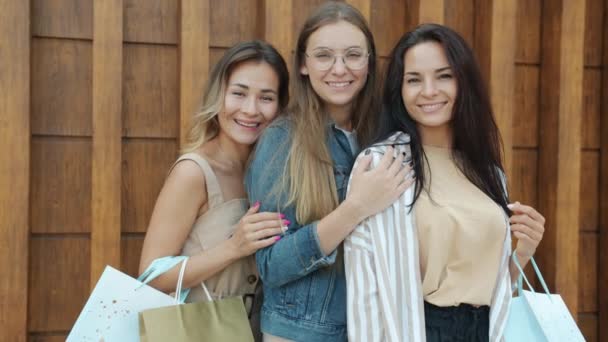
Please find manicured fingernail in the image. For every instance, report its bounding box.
[283,219,291,226]
[274,236,281,241]
[279,213,285,219]
[507,204,515,209]
[254,201,260,207]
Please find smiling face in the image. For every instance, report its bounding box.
[217,60,280,146]
[300,20,369,116]
[402,41,457,142]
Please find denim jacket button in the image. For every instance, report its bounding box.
[247,274,258,284]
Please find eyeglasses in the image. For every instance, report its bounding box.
[305,49,370,71]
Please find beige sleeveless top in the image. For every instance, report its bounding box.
[171,153,260,303]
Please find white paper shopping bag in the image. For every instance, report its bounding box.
[67,257,187,342]
[504,255,585,342]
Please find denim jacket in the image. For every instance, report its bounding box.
[245,117,356,342]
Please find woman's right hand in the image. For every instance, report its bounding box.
[346,146,414,219]
[228,202,286,258]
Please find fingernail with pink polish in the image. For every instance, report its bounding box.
[275,236,281,241]
[279,213,285,219]
[254,201,260,207]
[283,219,291,226]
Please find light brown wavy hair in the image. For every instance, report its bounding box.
[284,1,379,223]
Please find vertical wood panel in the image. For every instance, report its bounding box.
[579,232,598,312]
[210,0,259,47]
[91,0,123,286]
[513,65,540,148]
[478,0,517,178]
[538,0,586,313]
[28,238,90,332]
[123,0,178,44]
[580,151,599,232]
[347,0,371,21]
[31,0,92,39]
[369,0,406,57]
[582,68,602,149]
[265,0,293,67]
[30,138,92,233]
[599,0,608,338]
[121,235,145,277]
[584,0,604,66]
[123,44,179,138]
[122,139,178,232]
[419,0,444,24]
[515,0,541,64]
[444,0,474,46]
[179,0,209,148]
[31,38,92,136]
[0,1,29,341]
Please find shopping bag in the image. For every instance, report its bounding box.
[67,256,188,342]
[139,258,254,342]
[504,254,585,341]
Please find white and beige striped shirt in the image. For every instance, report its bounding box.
[344,131,512,342]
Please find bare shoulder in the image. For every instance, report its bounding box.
[162,159,207,202]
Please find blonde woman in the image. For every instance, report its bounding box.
[139,41,289,339]
[245,3,414,341]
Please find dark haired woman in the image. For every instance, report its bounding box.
[139,40,289,340]
[344,24,545,341]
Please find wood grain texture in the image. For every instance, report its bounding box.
[30,137,92,233]
[179,0,209,148]
[579,232,598,312]
[444,0,474,47]
[124,0,178,44]
[582,68,601,149]
[29,334,69,342]
[369,0,406,57]
[418,0,444,24]
[583,0,604,66]
[123,44,178,138]
[0,1,29,340]
[31,0,92,39]
[91,0,123,287]
[579,313,598,342]
[121,235,145,277]
[510,149,538,208]
[580,151,599,232]
[346,0,371,22]
[267,0,294,66]
[28,237,90,332]
[515,0,541,64]
[473,0,516,177]
[210,0,260,47]
[513,64,539,148]
[122,139,178,232]
[599,0,608,338]
[537,0,586,314]
[31,38,92,136]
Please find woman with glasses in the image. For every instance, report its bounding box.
[344,24,545,341]
[245,2,414,341]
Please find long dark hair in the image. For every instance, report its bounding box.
[377,23,510,215]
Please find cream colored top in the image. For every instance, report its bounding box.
[171,153,260,303]
[414,145,506,307]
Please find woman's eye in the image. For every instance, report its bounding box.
[232,91,245,97]
[438,73,453,80]
[406,78,420,84]
[261,96,275,102]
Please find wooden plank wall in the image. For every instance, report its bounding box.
[0,0,603,341]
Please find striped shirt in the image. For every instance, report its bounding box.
[344,131,512,342]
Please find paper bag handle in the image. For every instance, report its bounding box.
[512,253,551,298]
[137,255,190,303]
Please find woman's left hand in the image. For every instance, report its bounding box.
[508,201,545,258]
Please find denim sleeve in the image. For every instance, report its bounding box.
[245,123,337,288]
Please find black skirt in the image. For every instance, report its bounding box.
[424,301,490,342]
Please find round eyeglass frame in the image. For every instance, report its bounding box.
[304,51,370,71]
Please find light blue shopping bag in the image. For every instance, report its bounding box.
[67,256,190,342]
[504,254,585,342]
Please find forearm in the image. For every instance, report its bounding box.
[316,198,368,255]
[146,239,240,293]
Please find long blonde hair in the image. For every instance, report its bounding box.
[182,41,289,153]
[284,2,379,223]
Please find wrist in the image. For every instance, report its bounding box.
[222,238,242,261]
[340,198,368,226]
